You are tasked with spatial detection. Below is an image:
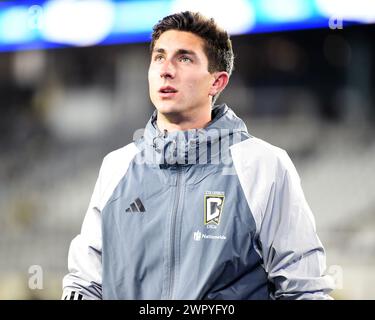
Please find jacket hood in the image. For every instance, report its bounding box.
[140,104,249,166]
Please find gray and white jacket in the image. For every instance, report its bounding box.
[62,104,334,300]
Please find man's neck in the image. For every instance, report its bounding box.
[156,108,212,133]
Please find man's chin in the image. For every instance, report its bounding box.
[155,103,182,115]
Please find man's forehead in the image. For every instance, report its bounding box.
[153,30,205,53]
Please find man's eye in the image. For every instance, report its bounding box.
[154,55,164,62]
[180,56,192,63]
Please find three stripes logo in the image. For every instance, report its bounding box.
[63,291,83,300]
[125,197,145,213]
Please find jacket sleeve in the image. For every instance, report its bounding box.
[61,161,105,300]
[61,143,139,300]
[258,151,335,300]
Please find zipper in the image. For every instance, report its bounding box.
[166,166,183,299]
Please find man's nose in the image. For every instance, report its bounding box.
[160,60,175,79]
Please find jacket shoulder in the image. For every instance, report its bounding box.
[231,136,294,175]
[102,142,140,168]
[94,142,140,211]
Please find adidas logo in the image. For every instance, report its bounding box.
[125,198,145,213]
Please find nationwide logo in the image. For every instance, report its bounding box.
[204,191,225,226]
[193,230,202,241]
[193,230,226,241]
[125,198,145,213]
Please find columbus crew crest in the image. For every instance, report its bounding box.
[204,192,225,225]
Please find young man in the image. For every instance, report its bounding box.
[62,11,334,300]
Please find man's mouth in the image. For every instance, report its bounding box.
[158,86,178,99]
[159,86,178,94]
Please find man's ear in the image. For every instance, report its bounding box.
[209,71,229,97]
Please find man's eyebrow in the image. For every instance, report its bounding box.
[175,49,197,56]
[152,47,197,57]
[153,47,165,54]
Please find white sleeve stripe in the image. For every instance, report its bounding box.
[230,137,282,233]
[97,142,141,211]
[63,142,140,300]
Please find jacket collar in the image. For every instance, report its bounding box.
[141,104,248,166]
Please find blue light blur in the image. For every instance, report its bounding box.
[0,0,371,52]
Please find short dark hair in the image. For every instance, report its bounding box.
[150,11,234,103]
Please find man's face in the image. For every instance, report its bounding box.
[148,30,216,117]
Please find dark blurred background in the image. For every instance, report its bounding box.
[0,0,374,299]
